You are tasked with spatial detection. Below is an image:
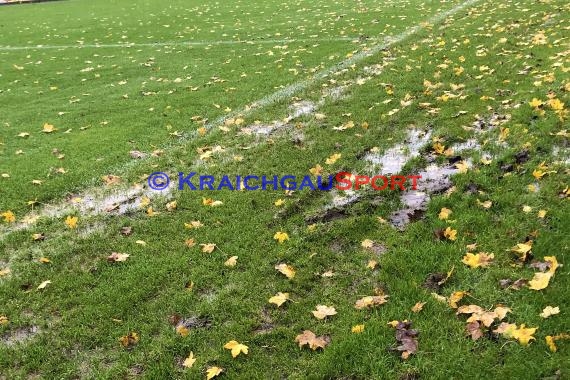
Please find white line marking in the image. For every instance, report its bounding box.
[0,0,481,238]
[0,37,357,51]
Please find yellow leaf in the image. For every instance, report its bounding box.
[443,227,457,241]
[529,98,543,108]
[544,256,559,275]
[42,123,57,133]
[118,332,139,347]
[351,324,365,333]
[312,305,337,320]
[223,340,248,358]
[462,252,494,268]
[64,216,78,229]
[361,239,374,248]
[182,352,196,368]
[366,260,378,269]
[411,302,426,313]
[274,199,285,207]
[510,324,537,346]
[0,315,9,325]
[476,199,492,209]
[275,263,295,279]
[273,231,289,243]
[224,256,238,267]
[448,291,469,308]
[176,325,189,337]
[528,272,552,291]
[309,164,323,176]
[200,243,216,253]
[454,161,469,173]
[354,295,389,309]
[184,221,204,229]
[206,366,223,380]
[268,292,290,307]
[1,211,15,223]
[325,153,341,165]
[546,335,557,352]
[166,200,177,211]
[37,280,51,290]
[0,268,11,277]
[438,207,452,220]
[540,306,560,319]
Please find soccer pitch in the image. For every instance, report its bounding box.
[0,0,569,378]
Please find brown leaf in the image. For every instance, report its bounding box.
[295,330,330,350]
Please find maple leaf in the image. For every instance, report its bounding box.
[268,292,290,307]
[448,291,469,308]
[166,200,177,211]
[540,306,560,319]
[273,231,289,243]
[182,352,196,368]
[184,220,204,229]
[312,305,337,320]
[274,199,285,207]
[176,324,189,337]
[1,211,16,223]
[352,324,365,333]
[275,263,295,279]
[545,334,570,352]
[224,340,249,358]
[325,153,341,165]
[200,243,216,253]
[295,330,330,350]
[107,252,130,262]
[443,227,457,241]
[224,256,238,267]
[118,332,139,348]
[466,321,483,341]
[184,239,196,248]
[528,98,543,108]
[411,302,426,313]
[0,268,11,277]
[202,198,223,207]
[64,216,78,229]
[309,164,323,176]
[528,272,552,290]
[462,252,494,268]
[361,239,374,248]
[393,321,419,360]
[509,324,537,346]
[511,241,533,261]
[438,207,452,220]
[0,316,9,326]
[206,366,223,380]
[354,295,389,310]
[42,123,57,133]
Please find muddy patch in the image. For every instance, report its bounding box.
[1,325,40,346]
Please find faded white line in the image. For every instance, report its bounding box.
[0,0,482,237]
[0,37,358,51]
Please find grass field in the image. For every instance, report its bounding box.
[1,0,569,379]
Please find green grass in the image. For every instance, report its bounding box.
[0,0,569,379]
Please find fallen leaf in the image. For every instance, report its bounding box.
[540,306,560,319]
[273,231,289,243]
[355,295,389,309]
[352,324,365,333]
[64,216,78,229]
[182,352,196,368]
[224,340,249,358]
[295,330,330,350]
[268,292,290,307]
[224,256,238,267]
[118,332,139,348]
[200,243,216,253]
[107,252,130,262]
[206,367,223,380]
[275,263,296,279]
[462,252,494,268]
[37,280,51,290]
[312,305,337,320]
[411,302,426,313]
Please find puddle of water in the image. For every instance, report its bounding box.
[389,164,463,230]
[364,129,431,175]
[452,139,481,153]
